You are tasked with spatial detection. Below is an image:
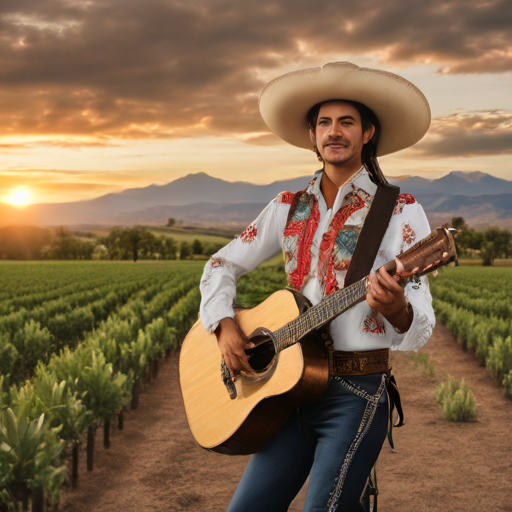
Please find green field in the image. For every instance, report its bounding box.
[90,225,233,245]
[430,266,512,396]
[457,258,512,267]
[0,260,207,510]
[3,258,510,509]
[0,258,290,510]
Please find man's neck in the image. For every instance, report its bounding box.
[320,161,363,210]
[323,160,363,188]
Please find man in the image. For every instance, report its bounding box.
[199,62,435,511]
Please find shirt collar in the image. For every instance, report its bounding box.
[309,165,378,204]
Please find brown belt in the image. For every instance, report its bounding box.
[328,348,390,376]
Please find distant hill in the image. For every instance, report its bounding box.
[1,170,511,230]
[388,171,512,197]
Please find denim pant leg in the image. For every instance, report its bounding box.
[226,409,316,512]
[226,373,388,512]
[301,374,389,512]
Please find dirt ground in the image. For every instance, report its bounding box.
[62,323,512,512]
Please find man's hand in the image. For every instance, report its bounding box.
[366,266,413,333]
[214,317,256,379]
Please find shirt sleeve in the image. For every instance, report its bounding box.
[199,196,289,333]
[389,201,436,352]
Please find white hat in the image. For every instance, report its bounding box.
[258,61,431,157]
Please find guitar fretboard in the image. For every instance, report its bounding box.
[273,278,368,351]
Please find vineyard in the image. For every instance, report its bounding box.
[429,266,512,396]
[2,258,511,511]
[0,261,205,511]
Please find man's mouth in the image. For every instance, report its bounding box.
[325,142,348,149]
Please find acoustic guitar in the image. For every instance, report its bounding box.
[179,224,458,455]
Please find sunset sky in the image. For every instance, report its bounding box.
[1,0,511,205]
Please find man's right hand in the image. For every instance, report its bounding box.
[214,317,256,379]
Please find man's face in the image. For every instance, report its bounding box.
[309,101,374,167]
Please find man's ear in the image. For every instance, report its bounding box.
[309,124,317,146]
[363,125,376,144]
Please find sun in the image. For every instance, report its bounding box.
[3,186,33,207]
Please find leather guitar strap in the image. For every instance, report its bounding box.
[343,182,400,287]
[342,181,404,442]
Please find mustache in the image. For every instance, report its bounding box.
[324,139,349,146]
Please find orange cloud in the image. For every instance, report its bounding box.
[409,110,512,157]
[0,0,511,142]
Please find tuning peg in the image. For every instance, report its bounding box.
[447,227,462,238]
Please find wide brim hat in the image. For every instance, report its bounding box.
[258,61,431,157]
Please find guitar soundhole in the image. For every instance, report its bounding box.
[245,336,276,373]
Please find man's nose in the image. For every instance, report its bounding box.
[328,122,344,138]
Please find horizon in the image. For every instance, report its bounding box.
[1,0,512,206]
[2,168,510,207]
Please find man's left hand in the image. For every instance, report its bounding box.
[366,266,413,333]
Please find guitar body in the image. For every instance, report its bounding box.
[179,288,330,455]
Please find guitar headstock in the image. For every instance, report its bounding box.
[383,223,459,282]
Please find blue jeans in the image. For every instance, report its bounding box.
[226,373,388,512]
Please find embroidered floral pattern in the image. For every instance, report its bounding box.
[240,222,257,243]
[332,228,359,271]
[282,184,320,291]
[362,314,386,335]
[275,191,295,204]
[282,234,299,274]
[393,193,416,215]
[211,258,224,268]
[318,190,367,295]
[402,223,416,245]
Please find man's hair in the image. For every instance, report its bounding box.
[307,99,380,163]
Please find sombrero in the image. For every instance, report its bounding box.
[258,61,431,157]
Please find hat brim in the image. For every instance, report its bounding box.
[258,62,431,157]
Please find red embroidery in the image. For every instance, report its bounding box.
[276,191,295,204]
[362,315,386,335]
[240,223,257,243]
[393,194,416,215]
[318,195,365,295]
[402,223,416,244]
[283,192,320,291]
[211,258,224,268]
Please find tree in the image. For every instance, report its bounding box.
[161,236,178,260]
[481,226,512,266]
[166,218,176,227]
[179,241,192,260]
[121,227,146,262]
[42,227,95,260]
[450,217,483,257]
[202,242,224,257]
[191,239,203,256]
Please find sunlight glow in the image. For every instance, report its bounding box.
[2,186,33,207]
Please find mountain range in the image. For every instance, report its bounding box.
[1,170,511,231]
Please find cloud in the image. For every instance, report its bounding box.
[243,133,284,146]
[409,110,512,158]
[0,0,511,140]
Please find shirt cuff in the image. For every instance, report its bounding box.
[200,299,235,334]
[390,302,434,352]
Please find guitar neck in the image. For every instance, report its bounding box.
[273,278,368,351]
[271,224,460,354]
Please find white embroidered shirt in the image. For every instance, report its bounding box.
[199,166,435,352]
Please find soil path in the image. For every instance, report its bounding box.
[62,323,512,512]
